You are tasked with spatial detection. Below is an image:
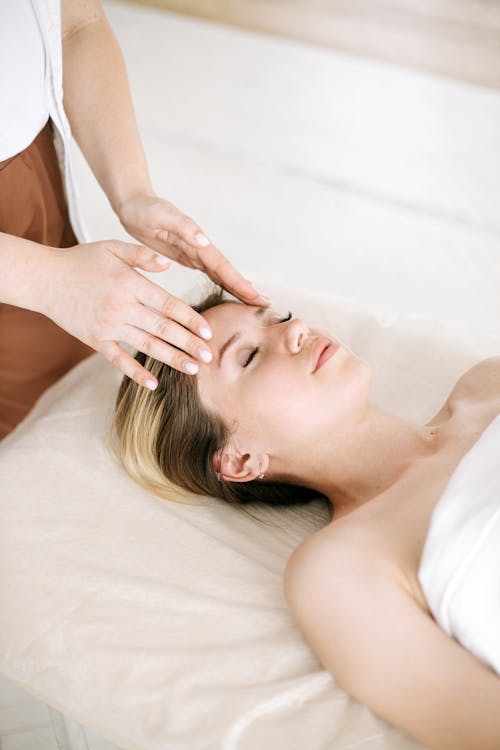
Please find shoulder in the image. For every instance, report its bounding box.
[284,521,402,628]
[283,525,500,748]
[446,356,500,412]
[283,526,414,697]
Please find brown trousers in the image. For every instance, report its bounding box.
[0,120,94,441]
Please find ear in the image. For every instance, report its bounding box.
[213,448,269,484]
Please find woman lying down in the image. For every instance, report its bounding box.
[111,287,500,750]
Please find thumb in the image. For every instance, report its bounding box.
[110,241,171,272]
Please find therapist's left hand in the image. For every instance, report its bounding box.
[116,192,270,307]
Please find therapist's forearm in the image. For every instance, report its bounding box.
[0,233,56,313]
[62,14,153,213]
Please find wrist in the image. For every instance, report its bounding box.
[110,179,156,219]
[0,234,62,314]
[29,244,66,317]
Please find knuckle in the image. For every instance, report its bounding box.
[188,312,203,334]
[213,256,229,275]
[181,214,196,234]
[161,296,177,319]
[115,265,135,285]
[110,352,122,370]
[185,311,197,330]
[96,299,119,333]
[190,338,205,359]
[154,317,172,342]
[137,245,152,263]
[139,333,155,355]
[135,370,147,387]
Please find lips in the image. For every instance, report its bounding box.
[310,337,339,373]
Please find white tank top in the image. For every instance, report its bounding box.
[0,0,50,160]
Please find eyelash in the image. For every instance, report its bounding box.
[242,311,293,368]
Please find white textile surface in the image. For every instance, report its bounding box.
[1,279,499,750]
[419,413,500,675]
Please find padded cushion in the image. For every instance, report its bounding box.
[1,279,498,750]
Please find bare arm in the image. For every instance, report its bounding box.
[61,0,151,212]
[284,539,500,750]
[0,233,56,310]
[449,357,500,411]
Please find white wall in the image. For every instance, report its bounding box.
[71,1,500,337]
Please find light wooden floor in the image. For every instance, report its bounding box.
[0,677,118,749]
[0,677,57,750]
[2,0,499,748]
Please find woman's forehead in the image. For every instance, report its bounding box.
[203,302,262,332]
[203,302,288,327]
[203,301,248,322]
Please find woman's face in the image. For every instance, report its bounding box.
[197,302,372,476]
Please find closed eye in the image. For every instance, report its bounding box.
[242,348,259,367]
[242,311,293,368]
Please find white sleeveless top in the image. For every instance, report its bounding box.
[0,0,86,241]
[0,0,50,160]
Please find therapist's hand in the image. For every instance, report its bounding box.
[116,192,269,306]
[42,240,227,389]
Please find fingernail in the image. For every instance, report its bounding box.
[195,232,210,247]
[155,254,169,264]
[260,295,271,303]
[185,361,199,374]
[199,326,212,340]
[145,379,157,390]
[199,348,212,363]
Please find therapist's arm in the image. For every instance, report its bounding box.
[60,0,268,307]
[61,0,151,215]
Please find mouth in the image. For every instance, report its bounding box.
[310,337,340,373]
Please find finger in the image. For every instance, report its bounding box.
[164,232,271,306]
[99,340,160,390]
[134,279,213,341]
[157,212,211,249]
[124,305,213,364]
[122,231,183,265]
[193,244,271,306]
[108,240,171,271]
[120,324,201,375]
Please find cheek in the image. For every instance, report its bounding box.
[322,355,372,421]
[238,368,315,436]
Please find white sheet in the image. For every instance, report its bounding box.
[418,413,500,674]
[1,279,499,750]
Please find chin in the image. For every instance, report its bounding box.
[334,351,373,406]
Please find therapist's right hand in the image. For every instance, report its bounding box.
[42,240,215,390]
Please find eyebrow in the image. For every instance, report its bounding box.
[217,307,266,367]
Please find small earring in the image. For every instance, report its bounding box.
[216,452,222,482]
[258,462,265,480]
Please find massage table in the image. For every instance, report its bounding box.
[1,278,499,749]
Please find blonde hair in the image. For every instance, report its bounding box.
[108,286,332,524]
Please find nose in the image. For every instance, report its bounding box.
[283,318,310,354]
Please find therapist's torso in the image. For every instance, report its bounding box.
[0,0,49,160]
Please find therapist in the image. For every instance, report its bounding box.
[0,0,269,441]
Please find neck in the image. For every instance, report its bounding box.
[294,407,441,516]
